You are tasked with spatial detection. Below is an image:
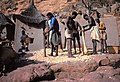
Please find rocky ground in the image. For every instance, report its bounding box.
[0,0,78,15]
[0,48,120,82]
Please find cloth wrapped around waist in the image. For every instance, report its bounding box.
[51,31,61,46]
[65,29,73,39]
[90,26,100,41]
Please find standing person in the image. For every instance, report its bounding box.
[45,12,60,57]
[83,14,100,54]
[73,21,82,54]
[60,16,67,49]
[99,21,107,53]
[66,16,74,57]
[44,20,50,48]
[62,22,67,49]
[65,11,78,57]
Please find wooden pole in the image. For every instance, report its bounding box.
[81,27,88,55]
[43,29,46,57]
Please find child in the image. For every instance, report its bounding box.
[99,21,107,53]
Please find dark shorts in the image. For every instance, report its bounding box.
[73,32,80,40]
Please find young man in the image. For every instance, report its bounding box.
[73,19,82,54]
[45,12,59,56]
[65,11,79,57]
[83,14,100,54]
[65,16,74,57]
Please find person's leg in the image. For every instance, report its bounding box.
[47,34,50,48]
[73,33,76,54]
[51,43,54,56]
[22,42,26,50]
[104,40,107,53]
[64,36,66,49]
[101,39,104,53]
[92,39,97,54]
[21,41,24,46]
[55,45,58,56]
[60,43,63,51]
[59,34,63,51]
[21,41,24,49]
[95,40,97,54]
[76,33,81,53]
[67,39,72,57]
[26,43,29,51]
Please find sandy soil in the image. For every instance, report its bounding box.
[26,48,97,64]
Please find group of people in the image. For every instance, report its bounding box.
[44,10,108,58]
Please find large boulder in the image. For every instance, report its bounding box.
[0,47,16,62]
[50,60,98,80]
[50,54,120,81]
[0,63,55,82]
[91,54,120,68]
[0,47,17,73]
[80,66,120,82]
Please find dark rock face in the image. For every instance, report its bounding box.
[0,47,17,73]
[0,47,16,63]
[0,63,55,82]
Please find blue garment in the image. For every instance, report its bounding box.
[50,17,59,31]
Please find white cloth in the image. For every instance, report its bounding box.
[90,26,100,41]
[48,20,52,43]
[65,29,73,39]
[49,31,52,43]
[61,19,73,39]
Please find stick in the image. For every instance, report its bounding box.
[81,27,88,55]
[43,29,46,57]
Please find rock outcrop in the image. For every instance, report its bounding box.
[1,54,120,82]
[0,47,17,73]
[0,63,55,82]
